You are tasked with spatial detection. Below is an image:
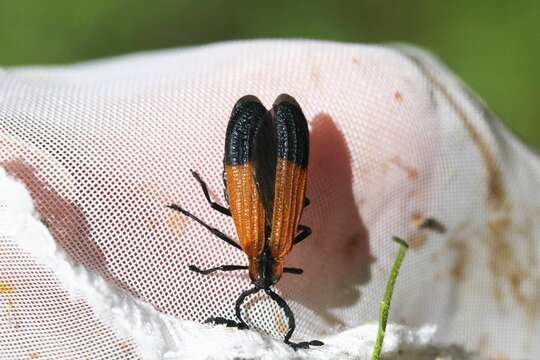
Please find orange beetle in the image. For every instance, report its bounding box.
[169,94,322,349]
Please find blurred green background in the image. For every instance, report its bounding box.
[1,1,538,148]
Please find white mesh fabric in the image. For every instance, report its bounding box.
[0,40,539,359]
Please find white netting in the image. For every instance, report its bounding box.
[0,40,538,359]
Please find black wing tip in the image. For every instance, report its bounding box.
[273,93,300,108]
[272,94,306,124]
[271,94,309,169]
[233,95,263,109]
[233,94,301,111]
[234,94,301,113]
[225,95,269,166]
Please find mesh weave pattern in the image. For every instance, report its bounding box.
[0,40,539,359]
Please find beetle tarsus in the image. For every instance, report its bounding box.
[286,339,324,350]
[293,225,312,245]
[205,317,248,329]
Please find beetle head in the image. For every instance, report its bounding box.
[248,250,283,289]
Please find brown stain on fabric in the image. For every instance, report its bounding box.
[275,311,289,337]
[476,334,489,354]
[411,210,424,225]
[489,355,510,360]
[0,283,19,329]
[484,217,540,319]
[390,156,418,180]
[0,282,15,294]
[510,274,540,320]
[448,239,469,283]
[403,52,540,323]
[167,211,188,238]
[376,156,419,180]
[5,299,20,329]
[118,340,137,355]
[517,216,537,267]
[409,233,427,250]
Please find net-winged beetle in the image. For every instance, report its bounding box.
[168,94,323,349]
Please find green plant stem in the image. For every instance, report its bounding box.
[371,236,409,360]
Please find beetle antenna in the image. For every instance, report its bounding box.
[234,287,261,328]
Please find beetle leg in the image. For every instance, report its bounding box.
[265,288,323,350]
[191,169,232,216]
[167,204,241,250]
[293,224,312,245]
[303,197,310,208]
[188,264,247,275]
[283,267,303,274]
